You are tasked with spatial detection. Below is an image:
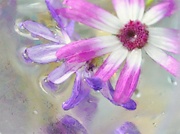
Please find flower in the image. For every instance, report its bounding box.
[20,0,87,110]
[20,0,136,110]
[56,0,180,104]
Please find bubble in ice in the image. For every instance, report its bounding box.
[134,89,141,98]
[167,76,177,86]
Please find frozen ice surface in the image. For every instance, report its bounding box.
[0,0,180,133]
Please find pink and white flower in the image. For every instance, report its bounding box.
[56,0,180,104]
[19,0,136,110]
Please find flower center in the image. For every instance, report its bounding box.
[117,21,149,51]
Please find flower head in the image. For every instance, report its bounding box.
[19,0,136,110]
[56,0,180,103]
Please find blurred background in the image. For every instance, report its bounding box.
[0,0,180,133]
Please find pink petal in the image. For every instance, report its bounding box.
[56,0,121,34]
[114,49,142,104]
[142,0,177,25]
[95,46,128,81]
[144,45,180,77]
[47,62,84,84]
[26,44,61,64]
[21,20,60,43]
[112,0,145,23]
[66,46,120,63]
[56,36,120,62]
[148,27,180,54]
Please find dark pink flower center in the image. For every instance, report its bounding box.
[117,21,149,51]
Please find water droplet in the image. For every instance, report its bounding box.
[21,48,33,63]
[87,99,93,103]
[33,110,38,115]
[167,76,177,86]
[153,122,157,127]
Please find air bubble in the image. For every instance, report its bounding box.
[153,122,157,127]
[21,49,33,63]
[39,77,59,95]
[33,110,38,115]
[167,76,177,86]
[134,89,141,98]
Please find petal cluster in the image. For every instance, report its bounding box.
[19,0,138,111]
[56,0,180,104]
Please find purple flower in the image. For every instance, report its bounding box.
[56,0,180,104]
[20,0,87,110]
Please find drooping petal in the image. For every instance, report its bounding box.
[62,70,90,110]
[102,81,137,110]
[47,62,84,84]
[56,36,121,62]
[112,0,145,23]
[85,78,136,110]
[56,0,122,34]
[114,49,142,104]
[148,27,180,54]
[21,20,60,43]
[26,43,61,64]
[142,1,176,25]
[46,115,88,134]
[95,46,128,81]
[114,122,141,134]
[144,45,180,77]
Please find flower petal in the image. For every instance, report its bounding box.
[56,36,120,62]
[102,81,137,110]
[112,0,145,23]
[45,0,64,28]
[144,44,180,77]
[95,46,128,81]
[142,1,176,25]
[114,122,141,134]
[45,0,76,39]
[114,49,142,104]
[26,44,61,64]
[85,78,136,110]
[21,20,60,43]
[148,27,180,54]
[62,71,90,110]
[56,0,122,34]
[85,77,103,91]
[47,62,84,84]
